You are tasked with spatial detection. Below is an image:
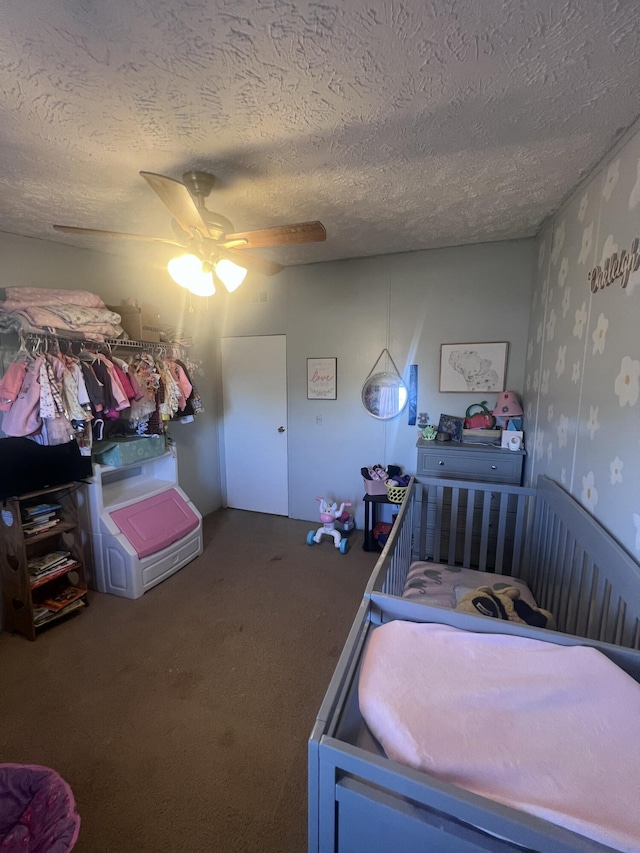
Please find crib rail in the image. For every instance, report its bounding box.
[364,478,415,600]
[365,474,640,651]
[420,477,536,574]
[526,477,640,649]
[366,477,536,599]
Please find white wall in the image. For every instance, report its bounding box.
[523,120,640,558]
[0,234,221,515]
[217,239,534,526]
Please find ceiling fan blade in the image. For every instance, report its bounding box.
[218,245,284,277]
[222,221,326,249]
[53,224,183,247]
[139,171,209,236]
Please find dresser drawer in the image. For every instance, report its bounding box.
[417,446,523,484]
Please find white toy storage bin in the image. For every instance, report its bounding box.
[80,446,203,599]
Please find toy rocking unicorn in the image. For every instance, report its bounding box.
[307,497,353,554]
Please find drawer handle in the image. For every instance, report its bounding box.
[438,461,444,465]
[491,465,497,470]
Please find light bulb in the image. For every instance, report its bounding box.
[167,254,215,296]
[214,258,247,292]
[187,274,215,297]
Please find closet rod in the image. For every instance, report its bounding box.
[16,331,186,356]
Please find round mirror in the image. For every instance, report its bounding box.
[362,371,409,420]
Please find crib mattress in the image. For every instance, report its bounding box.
[402,561,537,608]
[359,621,640,853]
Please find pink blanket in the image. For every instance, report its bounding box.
[359,621,640,852]
[0,288,105,311]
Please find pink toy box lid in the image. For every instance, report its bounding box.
[110,488,199,558]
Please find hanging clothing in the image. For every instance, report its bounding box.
[0,361,28,411]
[1,357,43,437]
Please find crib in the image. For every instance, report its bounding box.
[308,475,640,853]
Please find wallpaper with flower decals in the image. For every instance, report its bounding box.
[523,121,640,559]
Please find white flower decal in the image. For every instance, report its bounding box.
[573,302,587,339]
[614,356,640,407]
[630,159,640,211]
[555,345,566,378]
[533,289,538,309]
[547,403,554,422]
[526,373,531,392]
[538,240,547,269]
[578,192,589,222]
[557,414,569,448]
[587,405,600,440]
[533,369,539,392]
[599,234,618,269]
[551,220,565,265]
[537,322,543,344]
[578,222,594,265]
[634,514,640,552]
[562,285,571,318]
[610,457,623,485]
[561,468,567,485]
[547,442,553,464]
[541,278,549,302]
[535,429,545,460]
[592,313,608,355]
[571,361,581,384]
[546,308,556,342]
[527,340,534,362]
[526,400,533,419]
[581,472,598,513]
[541,369,550,396]
[602,158,620,201]
[557,256,569,288]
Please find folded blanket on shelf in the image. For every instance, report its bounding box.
[0,287,106,311]
[13,305,123,337]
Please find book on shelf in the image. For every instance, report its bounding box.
[41,585,86,612]
[21,502,62,519]
[28,552,79,588]
[24,513,60,523]
[23,513,57,528]
[34,597,86,627]
[23,519,61,537]
[33,605,54,625]
[30,563,79,589]
[28,550,71,573]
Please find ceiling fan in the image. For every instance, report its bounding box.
[53,170,327,294]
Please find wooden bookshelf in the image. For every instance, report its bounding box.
[0,483,88,640]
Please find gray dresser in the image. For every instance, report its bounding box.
[414,439,525,567]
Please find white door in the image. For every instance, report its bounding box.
[220,335,288,515]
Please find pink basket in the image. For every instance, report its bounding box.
[363,478,388,496]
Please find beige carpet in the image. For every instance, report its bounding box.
[0,509,377,852]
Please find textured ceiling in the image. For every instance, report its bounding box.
[0,0,639,269]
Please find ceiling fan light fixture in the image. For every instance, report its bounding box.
[214,258,248,293]
[167,253,215,296]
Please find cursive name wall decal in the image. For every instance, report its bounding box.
[588,237,639,293]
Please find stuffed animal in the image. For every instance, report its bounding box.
[455,586,554,630]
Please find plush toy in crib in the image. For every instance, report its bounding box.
[455,586,554,630]
[307,497,353,554]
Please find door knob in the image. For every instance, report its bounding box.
[278,426,285,433]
